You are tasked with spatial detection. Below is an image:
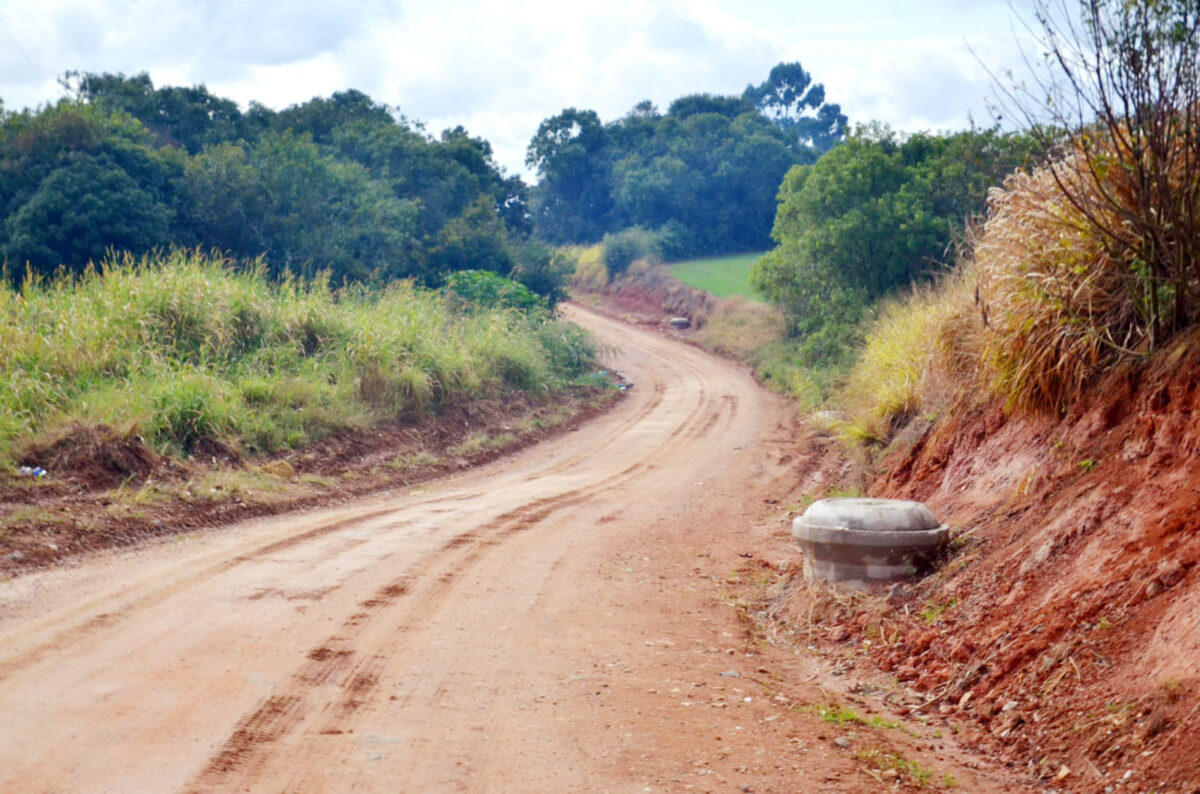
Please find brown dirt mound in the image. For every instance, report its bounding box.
[574,262,714,330]
[764,332,1200,791]
[18,424,159,487]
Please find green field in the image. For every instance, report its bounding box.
[669,252,767,301]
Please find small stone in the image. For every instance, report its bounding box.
[6,551,24,562]
[1055,765,1072,781]
[833,737,851,749]
[720,671,741,678]
[1002,700,1019,712]
[958,691,973,709]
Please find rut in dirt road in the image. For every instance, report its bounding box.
[0,305,806,793]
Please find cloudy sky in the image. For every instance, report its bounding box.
[0,0,1042,177]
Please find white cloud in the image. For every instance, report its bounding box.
[0,0,1047,174]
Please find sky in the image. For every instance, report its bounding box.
[0,0,1044,178]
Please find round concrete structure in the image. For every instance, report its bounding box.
[792,498,948,585]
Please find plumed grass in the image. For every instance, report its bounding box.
[975,133,1198,412]
[973,155,1124,412]
[0,250,599,465]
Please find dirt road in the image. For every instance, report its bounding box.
[0,306,1018,792]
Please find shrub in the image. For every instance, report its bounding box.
[442,269,548,315]
[569,244,610,291]
[601,227,662,276]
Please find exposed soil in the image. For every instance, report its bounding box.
[758,335,1200,793]
[585,267,1200,791]
[0,386,618,575]
[0,305,1027,793]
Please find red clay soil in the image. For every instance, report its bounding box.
[580,269,1199,790]
[763,331,1200,792]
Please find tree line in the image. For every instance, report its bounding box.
[0,73,553,295]
[525,62,847,258]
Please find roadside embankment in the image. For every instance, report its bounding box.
[0,251,615,573]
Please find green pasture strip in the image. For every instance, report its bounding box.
[668,252,766,301]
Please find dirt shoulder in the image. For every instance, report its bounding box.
[753,345,1200,792]
[0,384,620,577]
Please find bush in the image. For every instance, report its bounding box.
[507,240,571,307]
[601,227,661,276]
[568,244,610,291]
[442,269,548,315]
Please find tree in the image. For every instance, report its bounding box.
[178,132,422,282]
[752,124,1042,334]
[425,195,513,285]
[743,62,848,152]
[269,90,394,145]
[991,0,1200,349]
[4,152,170,274]
[0,101,179,274]
[525,108,614,242]
[527,65,840,254]
[666,94,756,120]
[68,71,246,154]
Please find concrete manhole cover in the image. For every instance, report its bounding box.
[792,497,949,585]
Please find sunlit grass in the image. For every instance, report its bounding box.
[0,249,599,466]
[669,252,766,300]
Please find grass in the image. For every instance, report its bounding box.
[836,269,977,445]
[798,702,905,732]
[856,748,936,786]
[919,597,957,625]
[2,505,69,526]
[385,450,441,471]
[0,250,600,467]
[448,431,518,457]
[669,252,766,300]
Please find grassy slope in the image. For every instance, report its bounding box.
[668,252,766,301]
[0,250,600,467]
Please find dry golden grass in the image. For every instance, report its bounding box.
[838,269,978,443]
[695,296,787,361]
[972,141,1166,412]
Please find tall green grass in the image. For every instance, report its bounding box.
[0,250,598,464]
